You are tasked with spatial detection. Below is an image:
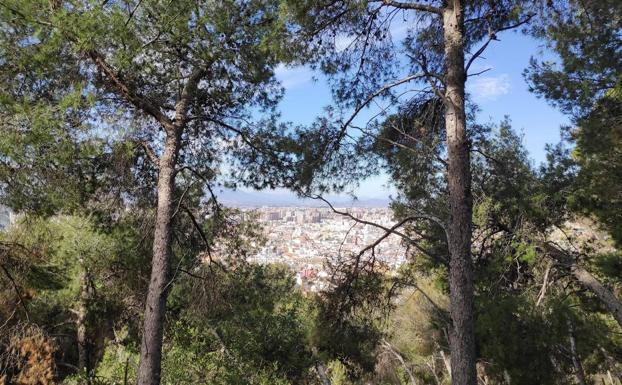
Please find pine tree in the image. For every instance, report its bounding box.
[0,1,295,383]
[281,2,534,383]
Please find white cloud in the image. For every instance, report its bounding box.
[274,64,314,90]
[469,74,511,101]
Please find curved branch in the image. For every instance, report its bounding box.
[86,50,175,132]
[173,67,207,129]
[465,14,535,73]
[0,263,30,321]
[339,73,427,140]
[305,194,448,263]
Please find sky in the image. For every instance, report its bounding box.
[242,29,570,202]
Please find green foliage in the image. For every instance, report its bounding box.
[527,0,622,246]
[571,97,622,246]
[375,112,622,383]
[327,360,354,385]
[0,0,304,219]
[0,1,620,384]
[526,0,622,117]
[0,213,152,380]
[64,342,139,385]
[311,265,386,378]
[476,294,567,385]
[2,215,112,308]
[592,251,622,285]
[161,262,315,384]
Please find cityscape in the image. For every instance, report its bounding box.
[1,2,619,383]
[243,207,407,292]
[0,203,407,293]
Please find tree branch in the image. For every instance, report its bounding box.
[135,140,160,167]
[540,242,622,328]
[381,339,418,385]
[179,204,226,271]
[86,50,175,132]
[0,263,30,321]
[325,73,427,162]
[344,73,427,133]
[379,0,442,14]
[174,68,207,129]
[304,194,448,263]
[465,14,535,73]
[311,194,446,234]
[353,215,418,260]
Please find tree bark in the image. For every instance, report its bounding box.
[136,131,181,385]
[543,243,622,329]
[570,265,622,329]
[442,1,476,385]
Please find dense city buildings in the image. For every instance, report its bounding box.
[0,203,405,293]
[242,207,407,292]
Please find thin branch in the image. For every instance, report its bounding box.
[536,261,552,307]
[304,194,448,263]
[0,307,17,331]
[179,205,225,271]
[381,339,418,385]
[341,73,427,137]
[353,119,448,168]
[465,14,535,73]
[171,184,191,219]
[353,215,417,260]
[124,0,143,26]
[311,194,447,236]
[472,147,503,165]
[411,53,447,101]
[466,67,492,77]
[179,268,210,281]
[208,118,283,162]
[174,165,211,183]
[0,264,30,321]
[465,36,495,74]
[411,281,447,316]
[338,222,358,257]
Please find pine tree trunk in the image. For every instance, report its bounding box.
[544,243,622,329]
[136,131,180,385]
[442,1,476,385]
[571,264,622,329]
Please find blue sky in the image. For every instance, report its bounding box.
[267,30,569,200]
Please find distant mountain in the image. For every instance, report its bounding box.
[215,189,390,208]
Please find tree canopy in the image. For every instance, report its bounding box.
[0,1,620,385]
